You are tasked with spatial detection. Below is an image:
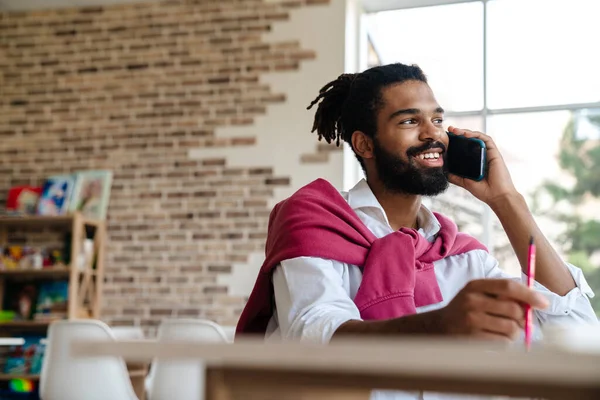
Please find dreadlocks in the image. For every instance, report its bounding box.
[307,63,428,167]
[307,73,357,147]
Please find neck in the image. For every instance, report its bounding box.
[366,179,422,232]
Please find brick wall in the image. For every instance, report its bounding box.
[0,0,343,335]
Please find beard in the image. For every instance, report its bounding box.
[373,138,449,196]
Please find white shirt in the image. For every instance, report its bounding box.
[266,179,598,400]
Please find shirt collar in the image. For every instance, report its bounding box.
[346,178,441,239]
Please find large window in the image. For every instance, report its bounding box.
[360,0,600,314]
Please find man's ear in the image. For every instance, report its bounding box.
[351,131,374,160]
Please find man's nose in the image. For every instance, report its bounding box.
[419,121,442,142]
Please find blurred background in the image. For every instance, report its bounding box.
[0,0,599,345]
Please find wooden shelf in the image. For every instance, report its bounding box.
[0,213,102,228]
[0,209,105,323]
[0,267,71,278]
[0,321,52,330]
[0,214,73,228]
[0,374,39,381]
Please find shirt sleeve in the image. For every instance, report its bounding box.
[480,252,599,329]
[272,257,362,344]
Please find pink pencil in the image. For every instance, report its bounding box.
[525,236,536,351]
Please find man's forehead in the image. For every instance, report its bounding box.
[381,81,441,111]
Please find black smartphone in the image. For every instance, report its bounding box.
[446,131,487,181]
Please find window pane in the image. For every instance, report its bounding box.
[488,111,572,197]
[366,2,483,112]
[487,0,600,109]
[487,110,600,315]
[444,115,484,133]
[487,111,572,275]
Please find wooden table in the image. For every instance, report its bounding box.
[71,337,600,400]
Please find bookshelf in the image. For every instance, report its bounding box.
[0,322,50,331]
[0,212,106,320]
[0,374,40,381]
[0,212,106,381]
[0,267,71,278]
[0,214,102,229]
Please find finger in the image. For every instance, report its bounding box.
[448,126,498,151]
[466,132,498,153]
[447,173,466,188]
[449,126,480,138]
[466,279,549,309]
[448,126,478,136]
[479,313,521,340]
[478,296,526,327]
[491,295,526,328]
[447,125,462,134]
[469,293,525,329]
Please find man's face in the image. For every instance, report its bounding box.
[371,80,449,196]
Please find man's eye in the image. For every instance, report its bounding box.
[400,119,417,125]
[433,118,444,124]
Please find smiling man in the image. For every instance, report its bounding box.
[236,63,597,399]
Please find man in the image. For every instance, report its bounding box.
[236,63,597,399]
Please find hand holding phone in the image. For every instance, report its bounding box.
[446,131,487,181]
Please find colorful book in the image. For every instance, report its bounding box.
[37,175,76,216]
[6,186,42,215]
[34,281,68,319]
[68,170,113,220]
[3,336,46,375]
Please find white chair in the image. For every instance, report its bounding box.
[40,320,139,400]
[146,319,229,400]
[220,326,236,343]
[111,325,145,341]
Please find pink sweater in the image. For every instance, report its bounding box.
[236,179,487,336]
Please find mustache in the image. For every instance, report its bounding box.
[406,141,447,158]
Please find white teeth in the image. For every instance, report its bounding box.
[417,152,440,160]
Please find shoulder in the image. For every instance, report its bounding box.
[272,178,347,216]
[294,178,342,202]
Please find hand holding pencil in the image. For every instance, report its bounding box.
[436,275,549,341]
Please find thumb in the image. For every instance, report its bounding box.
[448,173,465,188]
